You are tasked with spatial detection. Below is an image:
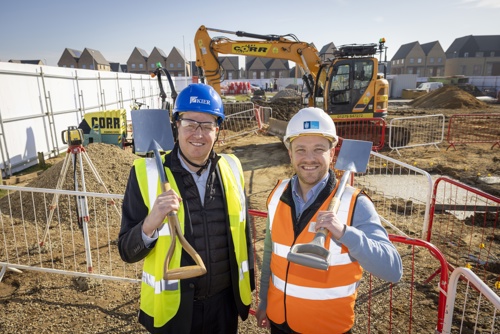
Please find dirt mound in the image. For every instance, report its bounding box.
[269,88,302,103]
[410,85,489,109]
[27,143,139,193]
[0,143,140,222]
[255,89,303,121]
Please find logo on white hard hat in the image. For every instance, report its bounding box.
[190,96,211,105]
[303,121,320,130]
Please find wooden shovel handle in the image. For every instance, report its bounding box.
[162,182,207,280]
[316,175,346,238]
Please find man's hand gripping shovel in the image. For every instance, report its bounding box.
[132,109,207,280]
[287,139,372,270]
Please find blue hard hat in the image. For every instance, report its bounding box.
[173,83,224,124]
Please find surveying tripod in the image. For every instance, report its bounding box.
[40,126,120,273]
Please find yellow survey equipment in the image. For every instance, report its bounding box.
[61,126,84,146]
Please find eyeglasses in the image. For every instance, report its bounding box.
[178,118,218,133]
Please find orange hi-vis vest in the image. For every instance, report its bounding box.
[266,179,362,333]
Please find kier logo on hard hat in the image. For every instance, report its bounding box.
[190,96,210,105]
[303,121,320,129]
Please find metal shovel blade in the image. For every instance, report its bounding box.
[334,139,372,174]
[287,139,372,270]
[131,109,175,156]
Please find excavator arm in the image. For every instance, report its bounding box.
[194,25,321,97]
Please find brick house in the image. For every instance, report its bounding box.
[126,47,149,74]
[57,48,82,68]
[390,41,445,77]
[445,35,500,76]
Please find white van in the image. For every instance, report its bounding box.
[416,82,443,93]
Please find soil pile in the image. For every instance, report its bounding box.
[410,85,489,109]
[0,143,140,222]
[258,89,303,121]
[27,143,139,193]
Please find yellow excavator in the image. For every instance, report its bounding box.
[194,25,409,145]
[195,25,390,119]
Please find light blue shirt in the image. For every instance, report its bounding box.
[291,173,329,219]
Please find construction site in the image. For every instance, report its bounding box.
[0,79,499,333]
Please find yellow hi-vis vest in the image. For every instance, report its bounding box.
[134,153,252,328]
[266,179,362,333]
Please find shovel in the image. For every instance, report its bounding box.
[287,139,372,270]
[132,109,207,280]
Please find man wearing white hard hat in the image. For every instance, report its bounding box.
[256,107,402,334]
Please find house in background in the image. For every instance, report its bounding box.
[109,62,123,72]
[319,42,336,62]
[127,47,149,74]
[57,48,82,68]
[421,41,446,77]
[166,47,190,77]
[8,59,45,65]
[445,35,500,76]
[246,57,289,79]
[148,47,168,73]
[57,48,109,71]
[79,48,110,71]
[390,41,446,77]
[218,56,240,80]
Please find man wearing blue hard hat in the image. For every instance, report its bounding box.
[119,83,255,333]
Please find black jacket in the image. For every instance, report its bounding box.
[118,144,255,333]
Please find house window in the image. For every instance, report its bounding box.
[82,64,86,69]
[178,63,181,68]
[417,58,422,64]
[401,59,404,64]
[490,51,495,57]
[429,57,434,63]
[90,64,94,70]
[252,72,257,79]
[473,65,482,75]
[228,72,233,80]
[170,63,174,68]
[70,65,74,68]
[151,64,155,69]
[139,64,144,69]
[407,68,413,74]
[260,71,265,79]
[475,52,483,57]
[396,60,399,65]
[486,63,493,75]
[438,57,442,63]
[409,58,414,64]
[464,52,469,58]
[131,64,136,69]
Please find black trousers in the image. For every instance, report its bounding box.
[270,322,353,334]
[190,287,238,334]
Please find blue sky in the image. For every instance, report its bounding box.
[1,0,499,67]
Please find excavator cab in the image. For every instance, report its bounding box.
[314,44,388,119]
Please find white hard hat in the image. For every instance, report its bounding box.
[284,107,338,149]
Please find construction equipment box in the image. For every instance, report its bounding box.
[78,109,127,147]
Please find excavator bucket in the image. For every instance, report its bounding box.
[266,117,288,140]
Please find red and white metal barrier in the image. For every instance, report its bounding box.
[332,118,386,151]
[446,113,500,150]
[427,176,500,292]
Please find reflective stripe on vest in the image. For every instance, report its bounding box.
[219,154,252,300]
[265,179,362,333]
[267,179,289,232]
[135,153,252,328]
